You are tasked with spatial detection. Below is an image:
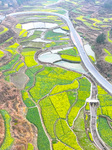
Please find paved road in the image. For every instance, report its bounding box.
[90,104,109,150]
[7,11,112,95]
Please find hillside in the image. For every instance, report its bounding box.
[56,0,112,81]
[0,0,112,150]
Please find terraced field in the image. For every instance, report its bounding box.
[0,1,112,149]
[0,12,95,150]
[0,110,14,150]
[97,117,112,147]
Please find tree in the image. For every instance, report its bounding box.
[96,33,106,44]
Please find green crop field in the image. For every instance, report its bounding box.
[40,96,59,138]
[45,30,65,41]
[0,27,8,35]
[0,50,4,58]
[27,143,34,150]
[21,90,36,107]
[0,54,20,71]
[107,31,112,43]
[103,48,112,63]
[58,47,78,56]
[73,109,98,149]
[21,31,42,43]
[50,80,79,95]
[53,141,73,150]
[21,50,38,67]
[45,41,69,48]
[97,117,112,147]
[104,48,111,55]
[25,65,43,90]
[97,86,112,119]
[0,110,14,150]
[39,76,91,149]
[61,26,69,30]
[89,55,95,62]
[55,119,82,149]
[61,54,81,62]
[5,43,19,56]
[26,107,50,150]
[68,77,91,126]
[76,16,86,22]
[29,67,81,102]
[105,56,112,63]
[97,86,112,148]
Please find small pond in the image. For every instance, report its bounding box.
[55,61,86,73]
[38,52,61,63]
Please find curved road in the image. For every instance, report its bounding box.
[7,11,112,95]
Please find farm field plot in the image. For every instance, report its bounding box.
[97,86,112,148]
[67,77,91,126]
[103,48,112,63]
[0,27,8,35]
[55,119,82,149]
[21,50,38,67]
[58,47,78,56]
[97,117,112,147]
[1,3,112,150]
[97,86,112,119]
[73,109,98,150]
[45,30,68,41]
[29,66,82,102]
[0,50,4,58]
[61,54,81,62]
[39,76,91,149]
[107,31,112,43]
[25,65,43,90]
[26,107,50,150]
[0,110,14,150]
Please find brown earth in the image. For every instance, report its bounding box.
[0,79,37,150]
[0,16,18,45]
